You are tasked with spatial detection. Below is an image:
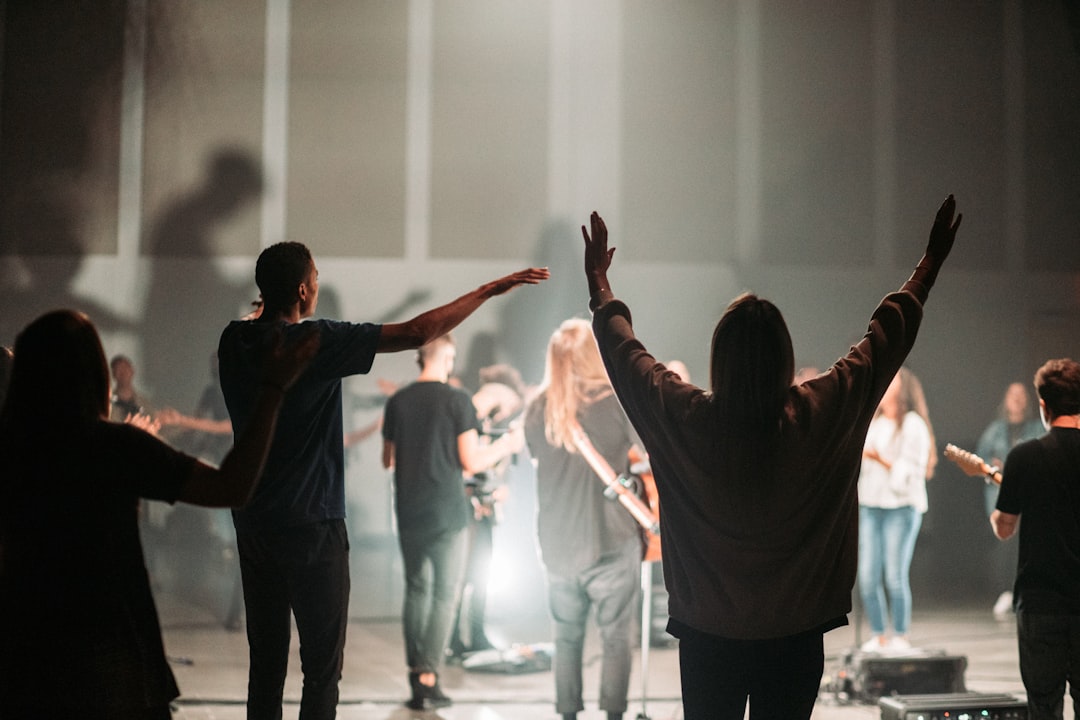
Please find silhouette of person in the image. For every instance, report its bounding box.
[0,308,316,718]
[217,241,547,719]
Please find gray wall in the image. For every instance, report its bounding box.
[3,0,1080,621]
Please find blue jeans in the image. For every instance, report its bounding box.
[235,519,350,720]
[399,526,469,674]
[1017,611,1080,720]
[546,538,640,715]
[858,505,922,635]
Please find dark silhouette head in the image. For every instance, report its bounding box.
[1,310,109,431]
[709,293,794,435]
[204,148,264,215]
[255,242,314,312]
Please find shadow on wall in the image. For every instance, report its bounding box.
[0,0,133,346]
[139,148,263,410]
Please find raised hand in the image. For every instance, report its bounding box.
[581,211,615,280]
[582,212,616,309]
[478,267,551,299]
[926,195,962,262]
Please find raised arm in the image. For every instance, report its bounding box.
[908,195,963,297]
[179,328,320,507]
[376,268,550,353]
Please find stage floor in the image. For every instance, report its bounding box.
[156,591,1063,720]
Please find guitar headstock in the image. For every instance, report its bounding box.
[944,443,991,477]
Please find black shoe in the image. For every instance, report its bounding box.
[405,674,452,711]
[406,688,452,710]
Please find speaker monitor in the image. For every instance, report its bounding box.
[879,692,1027,720]
[850,652,967,703]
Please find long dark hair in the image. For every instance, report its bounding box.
[0,310,110,437]
[709,293,794,436]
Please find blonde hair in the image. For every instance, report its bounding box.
[538,318,613,452]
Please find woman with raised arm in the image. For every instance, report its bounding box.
[582,197,961,720]
[0,309,317,720]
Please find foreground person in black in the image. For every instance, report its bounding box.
[0,309,317,719]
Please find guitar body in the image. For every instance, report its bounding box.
[631,446,662,563]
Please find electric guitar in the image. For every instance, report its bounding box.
[943,443,1003,486]
[570,425,661,562]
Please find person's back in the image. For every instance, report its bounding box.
[219,317,379,530]
[0,307,315,719]
[383,379,474,537]
[992,358,1080,719]
[581,198,961,720]
[1000,429,1080,613]
[0,419,187,715]
[219,241,547,717]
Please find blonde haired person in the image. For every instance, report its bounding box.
[524,318,643,720]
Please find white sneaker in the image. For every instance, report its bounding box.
[888,636,912,652]
[860,636,885,653]
[993,591,1014,619]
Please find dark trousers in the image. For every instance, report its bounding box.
[451,514,494,650]
[674,624,824,720]
[546,539,640,715]
[399,526,469,674]
[235,519,350,720]
[1017,610,1080,720]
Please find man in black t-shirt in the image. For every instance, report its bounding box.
[992,358,1080,720]
[382,335,522,711]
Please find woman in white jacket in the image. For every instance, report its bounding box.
[858,367,936,653]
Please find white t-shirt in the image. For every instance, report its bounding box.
[858,411,931,512]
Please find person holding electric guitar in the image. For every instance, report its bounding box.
[976,382,1044,619]
[523,317,646,720]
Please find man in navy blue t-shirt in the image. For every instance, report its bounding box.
[219,242,547,719]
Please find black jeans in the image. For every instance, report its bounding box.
[235,519,350,720]
[673,623,824,720]
[1017,610,1080,720]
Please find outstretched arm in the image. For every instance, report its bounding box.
[376,267,550,353]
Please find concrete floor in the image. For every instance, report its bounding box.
[157,591,1053,720]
